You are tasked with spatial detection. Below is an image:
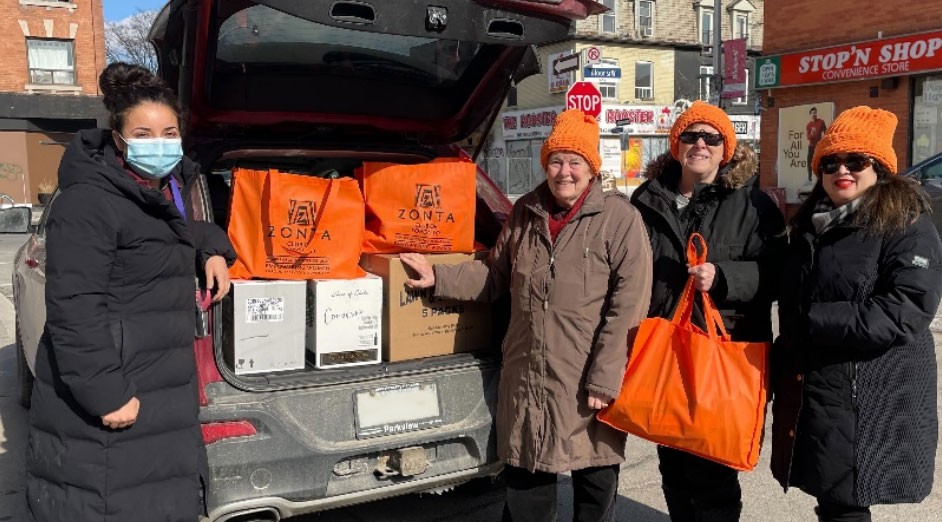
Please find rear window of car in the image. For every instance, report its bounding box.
[217,5,480,85]
[210,4,494,118]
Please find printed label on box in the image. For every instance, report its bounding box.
[246,297,285,323]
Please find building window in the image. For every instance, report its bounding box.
[599,82,618,100]
[733,69,749,105]
[600,0,616,34]
[635,61,652,100]
[700,8,713,45]
[26,38,75,85]
[699,66,713,102]
[735,13,749,44]
[507,84,518,107]
[638,0,654,38]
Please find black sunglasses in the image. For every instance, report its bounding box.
[678,131,724,146]
[817,154,874,175]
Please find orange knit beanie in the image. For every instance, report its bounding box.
[540,109,602,174]
[811,106,898,175]
[669,101,737,165]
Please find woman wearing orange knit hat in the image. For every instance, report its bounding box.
[771,106,942,522]
[400,109,654,522]
[629,100,786,522]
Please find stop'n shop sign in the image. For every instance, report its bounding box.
[566,81,602,119]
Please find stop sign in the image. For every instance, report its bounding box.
[566,81,602,119]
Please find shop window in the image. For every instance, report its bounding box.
[600,0,616,34]
[635,61,653,100]
[26,38,75,85]
[912,75,942,164]
[506,139,546,197]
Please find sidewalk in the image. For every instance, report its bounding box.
[0,293,28,521]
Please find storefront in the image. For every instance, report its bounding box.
[489,104,676,198]
[484,105,761,198]
[757,29,942,203]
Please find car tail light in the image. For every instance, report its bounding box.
[201,421,257,445]
[194,309,223,406]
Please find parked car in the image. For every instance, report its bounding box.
[902,151,942,234]
[13,1,603,521]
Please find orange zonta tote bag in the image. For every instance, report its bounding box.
[227,168,365,280]
[357,159,476,253]
[597,233,770,471]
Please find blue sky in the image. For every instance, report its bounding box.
[103,0,167,22]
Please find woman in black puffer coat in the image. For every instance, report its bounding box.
[25,63,236,522]
[772,106,942,522]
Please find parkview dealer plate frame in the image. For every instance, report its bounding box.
[354,382,444,439]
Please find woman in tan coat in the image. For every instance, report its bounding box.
[401,109,653,522]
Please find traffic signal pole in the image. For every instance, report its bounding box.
[712,0,724,108]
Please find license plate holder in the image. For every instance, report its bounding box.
[354,382,443,439]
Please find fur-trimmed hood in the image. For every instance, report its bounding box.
[642,142,759,190]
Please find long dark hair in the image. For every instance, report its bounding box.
[792,161,932,237]
[99,62,182,134]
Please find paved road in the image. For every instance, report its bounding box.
[0,231,940,521]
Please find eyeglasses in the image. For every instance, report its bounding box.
[678,131,724,146]
[817,154,874,175]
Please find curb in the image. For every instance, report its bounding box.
[0,293,15,343]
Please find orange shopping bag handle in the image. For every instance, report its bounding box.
[671,233,731,341]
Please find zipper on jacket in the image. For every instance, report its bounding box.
[850,361,858,402]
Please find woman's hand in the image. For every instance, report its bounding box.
[102,397,140,429]
[688,262,716,292]
[587,392,614,410]
[205,255,231,302]
[400,253,435,289]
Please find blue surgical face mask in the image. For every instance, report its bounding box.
[117,135,183,179]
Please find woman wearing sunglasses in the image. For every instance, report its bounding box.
[630,101,786,522]
[771,106,942,522]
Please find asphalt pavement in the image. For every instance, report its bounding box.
[0,230,940,522]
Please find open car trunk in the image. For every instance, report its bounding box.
[150,0,604,392]
[202,143,512,393]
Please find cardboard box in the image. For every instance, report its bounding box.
[306,275,383,369]
[360,253,493,362]
[223,280,307,375]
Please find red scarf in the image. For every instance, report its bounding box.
[548,181,594,244]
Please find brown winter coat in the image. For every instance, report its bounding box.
[434,180,653,473]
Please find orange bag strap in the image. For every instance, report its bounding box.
[671,233,731,341]
[269,173,337,256]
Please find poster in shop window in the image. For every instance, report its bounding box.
[506,140,533,196]
[777,102,835,203]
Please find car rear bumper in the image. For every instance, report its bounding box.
[209,462,503,522]
[201,363,500,521]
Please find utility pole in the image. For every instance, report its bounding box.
[712,0,723,108]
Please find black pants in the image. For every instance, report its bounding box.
[657,446,742,522]
[501,464,619,522]
[815,498,872,522]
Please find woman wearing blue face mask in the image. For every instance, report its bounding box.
[25,62,236,522]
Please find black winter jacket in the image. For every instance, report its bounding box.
[630,146,786,343]
[26,129,235,522]
[771,205,942,507]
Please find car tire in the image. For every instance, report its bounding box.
[16,320,33,409]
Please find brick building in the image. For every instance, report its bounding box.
[480,0,765,197]
[757,0,942,207]
[0,0,107,205]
